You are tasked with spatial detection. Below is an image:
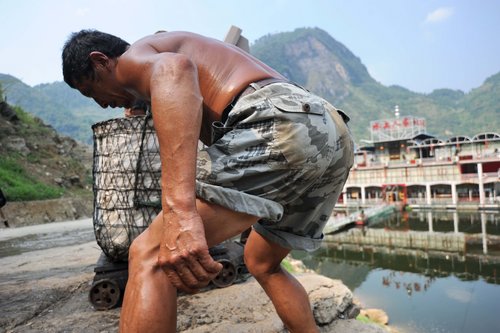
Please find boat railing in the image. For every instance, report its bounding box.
[359,153,500,168]
[461,172,499,180]
[356,157,457,169]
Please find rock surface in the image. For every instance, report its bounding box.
[1,198,92,228]
[360,309,390,326]
[176,274,358,333]
[0,223,388,333]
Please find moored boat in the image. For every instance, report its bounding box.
[339,106,500,211]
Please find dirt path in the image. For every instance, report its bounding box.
[0,220,120,333]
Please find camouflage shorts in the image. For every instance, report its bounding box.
[195,82,354,251]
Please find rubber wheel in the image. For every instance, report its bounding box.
[212,259,237,288]
[89,278,121,310]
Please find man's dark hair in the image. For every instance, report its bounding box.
[62,29,130,88]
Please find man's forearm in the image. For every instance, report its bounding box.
[149,55,203,215]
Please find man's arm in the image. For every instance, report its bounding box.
[150,54,200,215]
[122,51,221,292]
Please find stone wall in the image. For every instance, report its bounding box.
[1,197,92,227]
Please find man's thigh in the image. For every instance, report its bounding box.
[132,198,259,261]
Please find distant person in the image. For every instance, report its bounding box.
[62,29,354,333]
[356,209,366,226]
[0,187,9,228]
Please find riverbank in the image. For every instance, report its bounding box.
[0,220,394,333]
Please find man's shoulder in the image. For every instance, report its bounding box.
[131,31,211,49]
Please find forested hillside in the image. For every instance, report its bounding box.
[1,27,498,144]
[0,85,92,201]
[0,74,121,144]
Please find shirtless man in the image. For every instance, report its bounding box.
[62,30,354,333]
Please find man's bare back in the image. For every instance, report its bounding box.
[117,31,284,142]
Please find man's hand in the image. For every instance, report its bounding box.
[157,212,222,293]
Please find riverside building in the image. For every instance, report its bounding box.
[342,106,500,210]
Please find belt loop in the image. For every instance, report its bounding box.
[249,82,261,90]
[211,121,233,143]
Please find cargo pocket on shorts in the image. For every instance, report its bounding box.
[267,95,330,171]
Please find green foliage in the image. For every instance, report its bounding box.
[356,314,372,324]
[280,259,295,273]
[0,156,63,201]
[12,105,47,130]
[0,74,122,144]
[252,28,373,87]
[356,314,383,327]
[0,97,91,202]
[426,89,465,107]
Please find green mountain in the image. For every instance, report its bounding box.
[0,88,92,201]
[252,27,500,142]
[1,27,499,144]
[0,74,122,144]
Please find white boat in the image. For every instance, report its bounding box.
[339,106,500,210]
[324,204,396,234]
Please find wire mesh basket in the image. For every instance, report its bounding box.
[92,114,161,262]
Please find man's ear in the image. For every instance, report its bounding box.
[89,51,110,70]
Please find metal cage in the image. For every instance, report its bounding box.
[92,115,161,261]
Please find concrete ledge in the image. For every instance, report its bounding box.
[1,197,92,227]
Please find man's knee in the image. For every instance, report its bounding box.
[128,231,153,266]
[244,245,282,279]
[243,230,291,280]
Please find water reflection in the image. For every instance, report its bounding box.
[293,210,500,333]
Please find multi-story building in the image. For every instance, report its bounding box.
[342,106,500,210]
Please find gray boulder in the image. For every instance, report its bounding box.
[177,274,387,333]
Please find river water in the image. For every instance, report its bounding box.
[293,210,500,333]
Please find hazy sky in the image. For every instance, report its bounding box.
[1,0,499,93]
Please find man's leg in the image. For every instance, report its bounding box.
[119,198,259,333]
[244,230,319,333]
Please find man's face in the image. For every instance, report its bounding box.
[75,70,135,109]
